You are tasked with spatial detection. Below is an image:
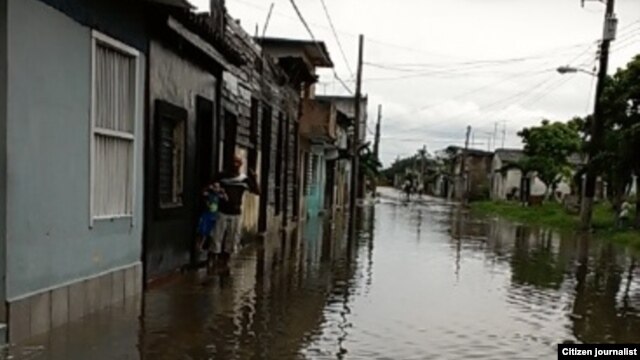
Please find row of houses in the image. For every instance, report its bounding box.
[0,0,366,342]
[433,147,610,202]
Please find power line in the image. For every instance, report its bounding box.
[319,0,354,78]
[395,41,598,135]
[365,40,602,69]
[409,69,555,114]
[287,0,353,94]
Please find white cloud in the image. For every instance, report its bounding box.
[189,0,640,167]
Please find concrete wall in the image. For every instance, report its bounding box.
[492,168,523,201]
[5,0,144,300]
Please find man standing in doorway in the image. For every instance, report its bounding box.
[210,154,260,267]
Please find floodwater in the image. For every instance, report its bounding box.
[5,188,640,359]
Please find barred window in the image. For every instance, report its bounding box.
[91,31,139,221]
[156,101,187,208]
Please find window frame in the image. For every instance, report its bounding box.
[155,101,188,210]
[89,30,140,227]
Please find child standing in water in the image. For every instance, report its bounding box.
[196,182,226,253]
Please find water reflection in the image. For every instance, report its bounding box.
[5,190,640,359]
[450,209,640,345]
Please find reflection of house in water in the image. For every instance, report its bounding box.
[510,227,568,290]
[137,216,363,359]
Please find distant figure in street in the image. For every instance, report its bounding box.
[196,181,226,253]
[617,200,632,229]
[403,179,413,201]
[210,155,260,268]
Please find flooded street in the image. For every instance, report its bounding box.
[6,188,640,359]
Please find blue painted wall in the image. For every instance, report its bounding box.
[4,0,145,300]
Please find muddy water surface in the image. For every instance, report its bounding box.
[5,188,640,359]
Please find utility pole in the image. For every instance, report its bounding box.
[421,145,427,196]
[373,105,382,161]
[501,121,507,149]
[349,34,364,239]
[460,126,472,205]
[372,105,382,198]
[493,122,499,151]
[580,0,617,230]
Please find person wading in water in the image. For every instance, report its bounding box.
[210,155,260,269]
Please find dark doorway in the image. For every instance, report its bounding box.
[193,96,214,263]
[325,159,336,211]
[258,105,272,233]
[282,116,290,227]
[248,98,259,172]
[275,113,284,215]
[196,97,214,189]
[292,122,300,221]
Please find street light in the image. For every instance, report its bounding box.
[557,65,597,76]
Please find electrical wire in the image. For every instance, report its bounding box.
[288,0,353,94]
[319,0,354,78]
[398,41,598,134]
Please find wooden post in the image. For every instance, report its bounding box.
[349,35,364,239]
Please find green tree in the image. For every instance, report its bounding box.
[359,145,382,191]
[518,120,582,199]
[600,55,640,223]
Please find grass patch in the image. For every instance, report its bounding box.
[471,201,640,250]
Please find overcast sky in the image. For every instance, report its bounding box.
[191,0,640,166]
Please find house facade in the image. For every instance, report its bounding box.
[257,38,335,220]
[490,149,583,202]
[0,0,347,343]
[451,148,493,201]
[316,96,368,199]
[299,98,336,218]
[143,6,246,279]
[0,0,176,342]
[491,149,525,201]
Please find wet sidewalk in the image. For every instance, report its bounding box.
[3,189,640,359]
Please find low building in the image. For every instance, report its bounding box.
[316,95,368,199]
[491,149,525,201]
[451,147,493,201]
[299,98,337,218]
[332,111,353,214]
[491,149,587,202]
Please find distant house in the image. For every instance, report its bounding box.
[316,95,368,200]
[491,149,525,201]
[490,149,587,202]
[451,148,493,201]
